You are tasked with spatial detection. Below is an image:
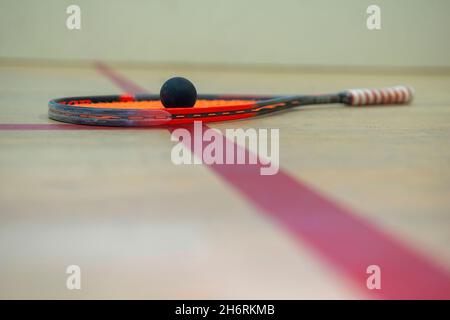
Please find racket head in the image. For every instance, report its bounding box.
[48,94,278,127]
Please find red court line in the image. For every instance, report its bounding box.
[94,62,450,299]
[0,124,78,130]
[0,63,151,130]
[95,61,148,94]
[0,123,124,130]
[0,123,162,131]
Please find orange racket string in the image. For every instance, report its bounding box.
[78,99,256,110]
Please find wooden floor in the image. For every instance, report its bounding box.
[0,61,449,299]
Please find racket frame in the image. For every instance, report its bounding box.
[48,93,343,127]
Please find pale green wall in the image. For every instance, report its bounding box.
[0,0,449,67]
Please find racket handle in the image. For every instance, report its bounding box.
[344,85,414,106]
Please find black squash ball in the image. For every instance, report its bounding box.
[160,77,197,108]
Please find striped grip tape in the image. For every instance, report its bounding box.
[345,85,414,106]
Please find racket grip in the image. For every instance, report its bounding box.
[344,85,414,106]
